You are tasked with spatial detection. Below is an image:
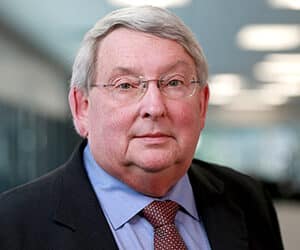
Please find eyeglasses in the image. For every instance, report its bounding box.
[90,74,203,103]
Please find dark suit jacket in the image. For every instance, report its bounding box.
[0,141,284,250]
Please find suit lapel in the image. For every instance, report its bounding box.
[52,141,118,250]
[199,196,249,250]
[49,142,249,250]
[189,160,249,250]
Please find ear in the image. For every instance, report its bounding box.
[198,84,210,128]
[68,87,89,137]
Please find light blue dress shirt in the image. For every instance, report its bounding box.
[83,144,211,250]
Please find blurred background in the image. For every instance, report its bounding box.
[0,0,299,248]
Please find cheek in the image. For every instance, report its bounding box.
[171,102,202,131]
[169,102,202,152]
[88,104,134,149]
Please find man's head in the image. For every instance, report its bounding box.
[69,5,209,197]
[71,5,208,93]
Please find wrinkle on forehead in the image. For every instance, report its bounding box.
[105,60,196,80]
[94,28,196,81]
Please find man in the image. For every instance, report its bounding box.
[0,5,283,250]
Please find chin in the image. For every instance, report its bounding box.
[135,155,177,172]
[135,148,179,166]
[125,169,181,198]
[122,157,187,197]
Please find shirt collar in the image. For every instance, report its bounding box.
[83,144,199,229]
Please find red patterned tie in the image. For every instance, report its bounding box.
[142,200,187,250]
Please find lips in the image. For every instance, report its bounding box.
[133,132,173,144]
[134,132,172,138]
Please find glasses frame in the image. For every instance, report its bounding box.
[89,75,204,103]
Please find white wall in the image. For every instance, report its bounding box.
[0,31,69,119]
[275,201,300,250]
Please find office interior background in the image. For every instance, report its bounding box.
[0,0,299,249]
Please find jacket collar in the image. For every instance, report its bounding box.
[52,140,248,250]
[52,140,118,250]
[189,159,249,250]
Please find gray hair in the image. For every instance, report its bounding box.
[70,5,208,92]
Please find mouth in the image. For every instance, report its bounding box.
[134,133,174,144]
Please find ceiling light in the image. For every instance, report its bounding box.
[262,82,300,97]
[268,0,300,10]
[225,102,272,111]
[209,74,243,105]
[236,24,300,50]
[223,90,273,111]
[254,61,300,81]
[209,95,233,105]
[284,82,300,96]
[254,53,300,83]
[209,74,243,96]
[266,53,300,63]
[107,0,191,8]
[258,87,290,105]
[224,89,288,111]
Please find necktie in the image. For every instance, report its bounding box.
[142,200,187,250]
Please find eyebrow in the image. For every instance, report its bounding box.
[109,60,194,79]
[163,60,194,74]
[109,67,138,77]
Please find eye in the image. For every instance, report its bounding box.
[113,78,139,90]
[116,82,134,89]
[167,79,184,87]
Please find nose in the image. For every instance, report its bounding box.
[139,81,167,120]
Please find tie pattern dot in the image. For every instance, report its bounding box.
[142,200,187,250]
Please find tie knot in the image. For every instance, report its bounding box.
[142,200,179,228]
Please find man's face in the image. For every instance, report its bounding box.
[70,28,209,197]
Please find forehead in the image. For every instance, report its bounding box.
[95,28,196,77]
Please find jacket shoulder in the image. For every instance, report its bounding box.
[189,159,277,229]
[0,164,65,218]
[0,141,85,216]
[191,159,265,197]
[190,159,284,250]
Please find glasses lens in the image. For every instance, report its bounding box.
[111,76,142,103]
[161,74,196,99]
[107,75,199,103]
